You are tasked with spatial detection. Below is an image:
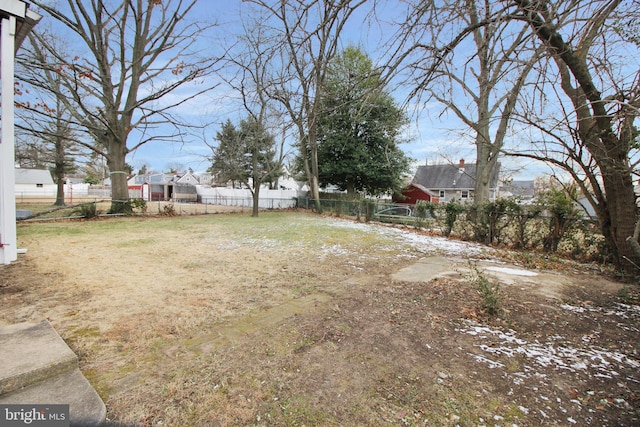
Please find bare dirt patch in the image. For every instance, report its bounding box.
[1,211,638,426]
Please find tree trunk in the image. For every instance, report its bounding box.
[309,173,322,212]
[54,137,65,206]
[346,181,356,198]
[252,185,260,217]
[627,219,640,262]
[472,120,497,243]
[474,139,495,206]
[251,148,260,218]
[107,140,130,213]
[55,179,65,206]
[53,96,66,206]
[308,124,323,213]
[600,165,638,273]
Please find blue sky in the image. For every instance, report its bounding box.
[115,1,546,180]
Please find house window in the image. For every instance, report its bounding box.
[36,184,43,188]
[461,190,468,199]
[439,190,445,198]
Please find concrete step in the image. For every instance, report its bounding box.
[0,320,106,426]
[0,368,107,427]
[0,320,78,395]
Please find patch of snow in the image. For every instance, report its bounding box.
[325,217,489,256]
[561,303,640,333]
[485,266,538,276]
[320,243,351,257]
[561,304,587,313]
[616,302,640,315]
[470,353,505,369]
[562,302,640,321]
[457,320,639,382]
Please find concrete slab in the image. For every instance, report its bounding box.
[16,209,31,219]
[0,320,77,395]
[0,320,106,426]
[0,368,106,427]
[390,256,605,301]
[391,256,461,282]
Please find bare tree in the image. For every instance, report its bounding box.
[390,1,539,206]
[507,0,640,274]
[243,0,368,212]
[16,32,85,206]
[15,136,49,169]
[24,0,221,213]
[15,107,79,207]
[389,0,639,274]
[209,13,287,217]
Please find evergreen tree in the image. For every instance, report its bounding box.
[209,117,282,216]
[83,152,107,185]
[209,119,245,188]
[316,46,410,197]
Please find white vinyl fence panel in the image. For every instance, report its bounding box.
[197,187,304,209]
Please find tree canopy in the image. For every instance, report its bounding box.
[240,0,369,212]
[210,120,245,189]
[22,0,221,213]
[209,117,282,216]
[316,46,410,197]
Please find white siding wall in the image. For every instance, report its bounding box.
[15,183,56,196]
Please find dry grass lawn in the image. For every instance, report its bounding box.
[1,210,638,426]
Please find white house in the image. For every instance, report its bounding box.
[1,2,42,263]
[175,171,200,185]
[15,168,56,196]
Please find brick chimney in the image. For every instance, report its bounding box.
[459,158,465,172]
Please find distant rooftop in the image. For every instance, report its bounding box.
[413,159,501,190]
[15,168,54,185]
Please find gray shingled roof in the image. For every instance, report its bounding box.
[412,162,500,190]
[501,180,535,198]
[15,168,54,185]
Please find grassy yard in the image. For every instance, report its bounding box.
[1,211,638,426]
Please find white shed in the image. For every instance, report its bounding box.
[15,168,56,196]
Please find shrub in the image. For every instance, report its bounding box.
[467,264,502,316]
[108,198,147,216]
[417,201,463,237]
[467,199,520,245]
[129,198,147,213]
[73,202,99,219]
[414,200,430,229]
[107,201,131,215]
[334,200,343,217]
[162,204,177,216]
[361,199,375,222]
[537,186,580,253]
[509,203,543,249]
[443,201,464,237]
